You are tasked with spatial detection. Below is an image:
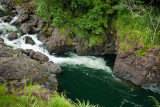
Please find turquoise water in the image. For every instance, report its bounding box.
[57,54,160,107]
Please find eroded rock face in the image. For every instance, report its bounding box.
[46,27,76,54]
[0,39,62,91]
[113,51,160,86]
[7,32,18,40]
[46,27,117,56]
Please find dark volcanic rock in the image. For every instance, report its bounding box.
[7,32,18,40]
[46,74,58,90]
[42,62,62,74]
[46,27,76,54]
[45,27,116,56]
[20,23,31,34]
[33,52,49,62]
[38,34,48,44]
[16,14,29,23]
[2,16,12,22]
[24,49,33,55]
[1,0,16,10]
[25,36,35,45]
[113,52,160,86]
[0,43,61,91]
[16,5,26,15]
[29,50,35,58]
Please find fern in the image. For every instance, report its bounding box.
[149,96,160,107]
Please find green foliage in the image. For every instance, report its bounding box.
[0,83,97,107]
[115,0,160,47]
[13,0,23,5]
[136,49,145,56]
[149,96,160,107]
[36,0,117,45]
[89,35,105,47]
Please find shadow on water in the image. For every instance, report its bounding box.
[57,53,160,107]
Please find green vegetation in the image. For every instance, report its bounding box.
[36,0,118,45]
[35,0,160,48]
[115,0,160,46]
[136,49,145,56]
[0,83,98,107]
[149,96,160,107]
[13,0,23,5]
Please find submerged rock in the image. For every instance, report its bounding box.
[7,32,18,40]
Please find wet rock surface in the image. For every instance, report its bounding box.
[7,32,18,40]
[25,36,35,45]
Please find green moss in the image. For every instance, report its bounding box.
[153,66,157,70]
[89,35,105,47]
[13,0,23,5]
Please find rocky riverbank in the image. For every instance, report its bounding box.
[1,0,160,93]
[0,0,62,93]
[0,37,61,90]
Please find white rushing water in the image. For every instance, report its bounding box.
[0,16,112,73]
[0,5,6,13]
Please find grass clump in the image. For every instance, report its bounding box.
[0,83,98,107]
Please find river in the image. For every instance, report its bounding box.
[0,7,159,107]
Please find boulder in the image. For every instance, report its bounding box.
[2,16,12,22]
[16,5,26,15]
[42,62,62,74]
[20,23,31,34]
[24,49,33,55]
[7,32,18,40]
[33,52,49,62]
[25,36,35,45]
[38,34,48,44]
[29,50,35,58]
[16,14,29,23]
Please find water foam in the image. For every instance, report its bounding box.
[0,19,17,33]
[0,16,112,73]
[0,5,6,13]
[10,15,20,24]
